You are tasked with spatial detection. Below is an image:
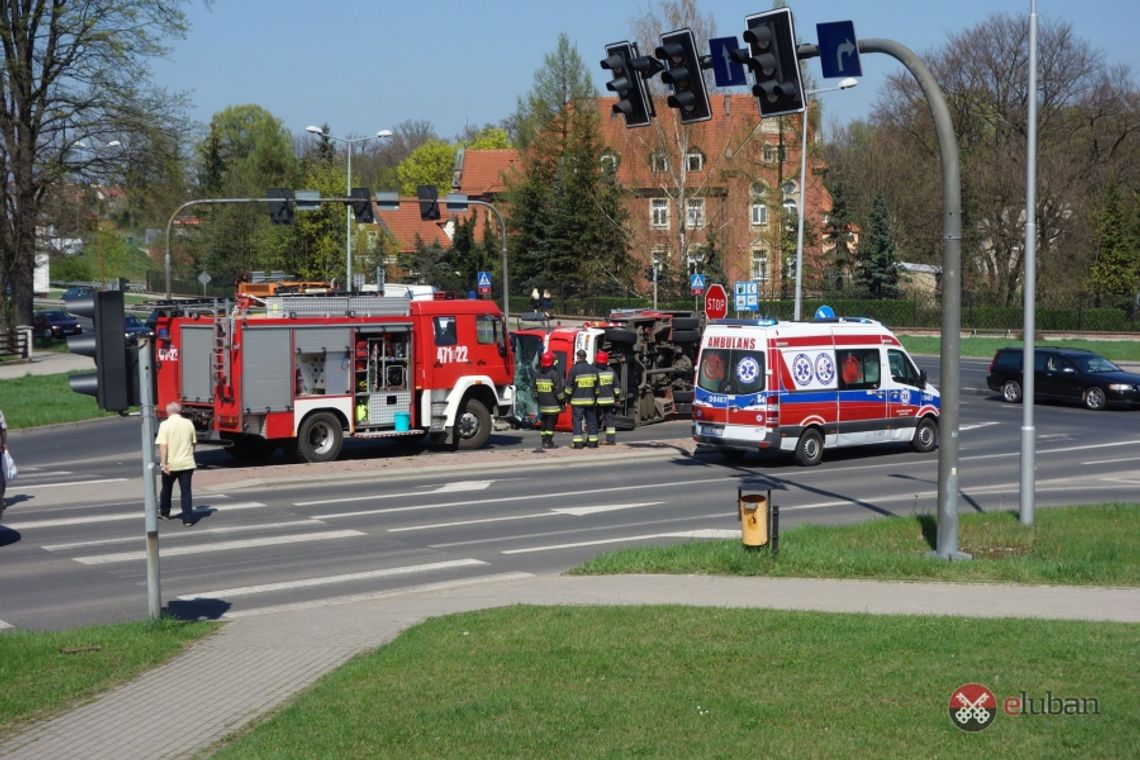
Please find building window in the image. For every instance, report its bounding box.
[651,198,669,228]
[781,179,797,196]
[686,197,705,229]
[751,184,768,227]
[651,152,669,172]
[782,199,798,216]
[600,152,618,173]
[751,250,769,282]
[762,144,774,163]
[684,150,704,172]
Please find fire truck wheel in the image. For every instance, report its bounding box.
[670,329,701,344]
[294,412,344,463]
[911,417,939,453]
[455,398,491,450]
[670,316,701,331]
[604,327,637,346]
[793,428,824,466]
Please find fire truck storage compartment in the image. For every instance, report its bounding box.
[292,327,351,399]
[354,327,412,428]
[180,325,216,403]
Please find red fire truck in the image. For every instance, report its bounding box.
[152,294,514,462]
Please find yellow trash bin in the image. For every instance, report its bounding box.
[738,492,769,547]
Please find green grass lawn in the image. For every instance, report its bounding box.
[211,606,1137,759]
[0,371,111,428]
[0,619,217,735]
[900,336,1140,362]
[573,504,1140,586]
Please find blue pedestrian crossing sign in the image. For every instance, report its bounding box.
[690,273,706,294]
[816,21,862,79]
[477,271,492,288]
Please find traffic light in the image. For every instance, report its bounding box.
[417,185,440,221]
[68,290,133,412]
[350,187,375,223]
[655,28,711,124]
[601,41,654,128]
[735,8,805,118]
[267,188,295,225]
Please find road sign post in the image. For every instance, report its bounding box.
[704,283,727,321]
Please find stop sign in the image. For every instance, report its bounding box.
[704,283,728,320]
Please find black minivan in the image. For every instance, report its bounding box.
[986,347,1140,410]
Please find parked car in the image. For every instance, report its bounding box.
[61,285,94,302]
[124,313,152,343]
[33,310,82,340]
[986,347,1140,410]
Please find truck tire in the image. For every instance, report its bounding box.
[294,412,343,463]
[455,398,491,450]
[670,329,701,344]
[670,316,700,330]
[793,428,824,466]
[227,435,276,463]
[911,416,938,453]
[604,327,637,346]
[671,389,695,405]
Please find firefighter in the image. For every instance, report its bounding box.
[594,350,619,445]
[533,351,566,452]
[568,348,599,449]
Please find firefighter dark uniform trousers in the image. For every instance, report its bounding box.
[534,352,566,451]
[568,350,599,448]
[594,350,618,444]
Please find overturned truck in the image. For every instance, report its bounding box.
[511,309,701,431]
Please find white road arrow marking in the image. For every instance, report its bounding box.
[551,501,664,516]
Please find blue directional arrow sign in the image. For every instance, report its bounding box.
[708,36,747,88]
[816,21,862,79]
[477,271,492,288]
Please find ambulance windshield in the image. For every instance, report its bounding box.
[698,348,765,395]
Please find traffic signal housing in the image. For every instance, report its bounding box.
[736,9,805,118]
[350,187,375,223]
[655,28,711,124]
[67,290,134,412]
[267,188,295,225]
[601,41,654,128]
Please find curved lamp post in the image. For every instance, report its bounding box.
[306,125,393,292]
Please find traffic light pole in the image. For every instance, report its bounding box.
[798,38,965,560]
[462,199,510,318]
[138,335,163,621]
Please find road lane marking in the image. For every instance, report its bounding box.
[13,501,269,529]
[218,572,535,620]
[42,520,325,551]
[552,502,665,516]
[315,478,726,519]
[15,478,128,491]
[180,558,489,599]
[959,422,1000,431]
[387,502,666,533]
[502,529,732,555]
[0,620,13,630]
[1082,456,1140,465]
[72,529,365,565]
[296,479,499,506]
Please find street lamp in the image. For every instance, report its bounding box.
[793,77,857,320]
[306,125,393,292]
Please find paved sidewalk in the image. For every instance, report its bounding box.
[2,573,1137,759]
[0,350,91,380]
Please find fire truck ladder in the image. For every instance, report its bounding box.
[213,316,232,390]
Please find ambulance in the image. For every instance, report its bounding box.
[691,313,940,465]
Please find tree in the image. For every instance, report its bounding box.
[510,33,598,149]
[1,0,193,327]
[856,194,901,299]
[1088,183,1139,308]
[397,140,457,197]
[822,178,857,293]
[462,127,512,150]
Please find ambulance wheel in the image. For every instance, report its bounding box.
[1000,379,1022,403]
[455,398,491,450]
[793,429,824,466]
[911,417,939,453]
[294,412,343,463]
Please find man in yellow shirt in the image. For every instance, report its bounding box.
[156,402,197,526]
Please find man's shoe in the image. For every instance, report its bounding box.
[158,512,171,521]
[587,442,598,449]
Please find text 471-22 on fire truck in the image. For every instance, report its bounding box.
[151,294,514,462]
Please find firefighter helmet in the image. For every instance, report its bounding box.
[595,350,608,364]
[540,351,555,368]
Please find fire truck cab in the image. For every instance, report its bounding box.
[692,314,940,465]
[152,294,514,462]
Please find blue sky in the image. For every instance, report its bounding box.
[151,1,1139,141]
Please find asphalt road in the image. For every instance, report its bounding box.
[2,356,1138,631]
